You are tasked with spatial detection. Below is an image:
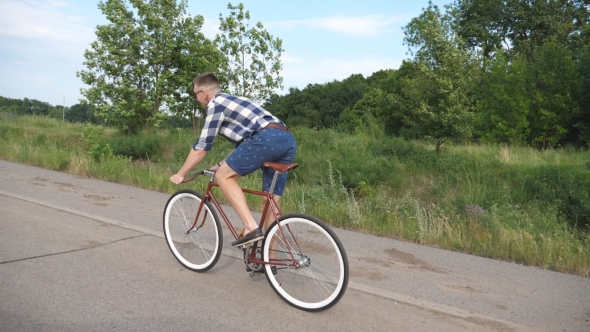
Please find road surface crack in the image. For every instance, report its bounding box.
[0,234,149,265]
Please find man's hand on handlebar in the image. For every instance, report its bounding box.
[170,173,185,185]
[168,162,220,185]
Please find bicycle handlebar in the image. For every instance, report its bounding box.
[167,169,206,183]
[168,161,298,184]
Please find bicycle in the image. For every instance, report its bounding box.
[163,162,349,312]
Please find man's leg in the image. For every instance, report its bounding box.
[262,194,281,232]
[262,194,281,267]
[220,128,295,247]
[215,163,259,234]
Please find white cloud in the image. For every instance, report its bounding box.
[201,16,220,39]
[0,0,95,46]
[14,73,54,87]
[0,0,95,104]
[270,15,406,37]
[281,55,305,64]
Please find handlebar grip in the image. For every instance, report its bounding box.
[183,171,204,183]
[167,169,205,183]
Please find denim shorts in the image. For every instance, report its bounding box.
[225,128,297,195]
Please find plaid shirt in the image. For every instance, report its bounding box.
[193,93,283,151]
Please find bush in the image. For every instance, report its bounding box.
[0,124,24,139]
[81,124,113,162]
[523,165,590,230]
[109,134,163,161]
[32,134,47,146]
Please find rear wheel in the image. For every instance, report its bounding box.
[163,190,222,272]
[262,213,349,311]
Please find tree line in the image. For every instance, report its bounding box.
[0,96,98,123]
[266,0,590,151]
[0,95,199,129]
[3,0,589,151]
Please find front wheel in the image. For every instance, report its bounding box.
[163,190,222,272]
[262,213,349,311]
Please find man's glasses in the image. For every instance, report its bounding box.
[193,90,203,99]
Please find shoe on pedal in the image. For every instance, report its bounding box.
[232,228,264,247]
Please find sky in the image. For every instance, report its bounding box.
[0,0,452,107]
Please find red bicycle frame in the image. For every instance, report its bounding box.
[188,170,301,268]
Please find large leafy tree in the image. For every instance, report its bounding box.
[216,2,283,103]
[455,0,590,147]
[401,2,478,154]
[576,44,590,146]
[454,0,590,61]
[368,61,422,137]
[453,0,509,61]
[527,39,581,149]
[476,53,531,144]
[78,0,221,133]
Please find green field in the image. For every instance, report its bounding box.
[2,114,589,277]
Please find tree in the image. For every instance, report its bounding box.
[454,0,590,147]
[216,3,283,103]
[339,88,388,134]
[365,69,396,88]
[575,44,590,147]
[453,0,509,61]
[78,0,221,134]
[0,96,52,116]
[402,2,478,154]
[22,98,52,116]
[47,106,65,120]
[0,96,23,115]
[66,101,97,123]
[527,39,581,149]
[368,62,427,137]
[265,74,368,130]
[454,0,590,61]
[476,53,530,145]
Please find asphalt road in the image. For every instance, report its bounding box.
[1,160,588,332]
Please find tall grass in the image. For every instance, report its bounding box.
[1,114,588,277]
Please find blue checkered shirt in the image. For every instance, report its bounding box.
[193,93,283,151]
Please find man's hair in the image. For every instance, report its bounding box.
[193,72,220,91]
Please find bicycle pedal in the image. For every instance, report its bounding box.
[245,266,264,273]
[248,266,277,276]
[248,270,265,278]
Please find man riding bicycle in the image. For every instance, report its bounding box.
[170,72,297,247]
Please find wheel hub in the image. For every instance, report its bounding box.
[298,255,311,268]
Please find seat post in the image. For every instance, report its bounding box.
[263,162,299,195]
[267,170,280,196]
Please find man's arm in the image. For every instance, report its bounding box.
[170,148,208,184]
[193,102,224,151]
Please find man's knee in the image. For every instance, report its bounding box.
[216,164,240,182]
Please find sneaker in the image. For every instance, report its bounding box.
[231,228,264,247]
